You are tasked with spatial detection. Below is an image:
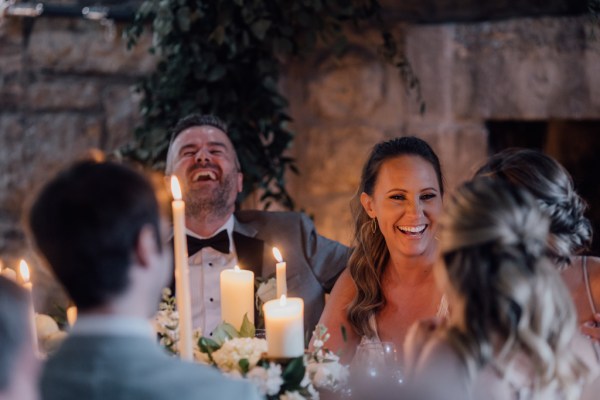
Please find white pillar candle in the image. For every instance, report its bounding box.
[272,247,287,299]
[19,260,39,355]
[220,265,254,330]
[170,176,193,361]
[263,295,304,358]
[66,306,78,327]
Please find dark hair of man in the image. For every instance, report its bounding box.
[29,161,162,311]
[169,114,229,145]
[348,136,444,338]
[0,277,29,390]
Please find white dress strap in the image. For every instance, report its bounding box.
[436,295,449,318]
[582,256,598,314]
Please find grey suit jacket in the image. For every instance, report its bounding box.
[232,210,350,336]
[41,335,261,400]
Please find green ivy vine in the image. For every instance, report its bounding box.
[124,0,422,209]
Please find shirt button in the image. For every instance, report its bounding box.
[210,298,214,302]
[208,262,213,267]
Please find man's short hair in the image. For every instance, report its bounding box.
[0,277,29,391]
[165,114,241,174]
[169,114,229,144]
[29,161,163,311]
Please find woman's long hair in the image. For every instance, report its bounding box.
[475,148,592,267]
[439,179,587,398]
[347,136,443,338]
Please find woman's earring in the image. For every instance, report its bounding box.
[371,218,377,234]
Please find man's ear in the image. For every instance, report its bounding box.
[135,225,159,268]
[360,192,377,219]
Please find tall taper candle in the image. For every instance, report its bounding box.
[272,247,287,298]
[170,176,193,361]
[19,260,39,355]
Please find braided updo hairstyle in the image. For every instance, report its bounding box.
[439,179,587,398]
[474,148,592,267]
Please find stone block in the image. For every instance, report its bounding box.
[27,20,156,75]
[308,47,385,120]
[292,124,384,198]
[102,84,139,152]
[405,24,456,117]
[27,79,100,110]
[301,194,353,247]
[452,16,599,119]
[21,113,103,196]
[405,120,487,192]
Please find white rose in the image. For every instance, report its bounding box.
[246,364,283,396]
[256,278,277,303]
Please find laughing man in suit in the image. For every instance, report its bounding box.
[29,161,261,400]
[165,114,350,338]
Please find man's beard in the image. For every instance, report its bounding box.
[184,171,237,219]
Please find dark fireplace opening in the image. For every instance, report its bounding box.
[487,120,600,256]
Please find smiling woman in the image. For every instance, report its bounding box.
[314,136,446,364]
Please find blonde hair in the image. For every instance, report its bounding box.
[439,179,587,398]
[475,148,592,267]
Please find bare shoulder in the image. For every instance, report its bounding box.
[585,256,600,272]
[320,269,356,323]
[315,268,359,361]
[582,256,600,291]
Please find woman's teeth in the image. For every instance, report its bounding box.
[397,225,427,234]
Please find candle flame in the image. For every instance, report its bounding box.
[272,247,282,263]
[19,260,30,283]
[279,294,287,306]
[170,176,182,200]
[234,265,241,272]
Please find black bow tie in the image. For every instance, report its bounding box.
[186,230,230,255]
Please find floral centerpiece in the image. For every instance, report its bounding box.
[153,289,348,399]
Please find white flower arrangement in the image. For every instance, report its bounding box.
[154,290,348,399]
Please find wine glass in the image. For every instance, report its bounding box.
[346,342,404,398]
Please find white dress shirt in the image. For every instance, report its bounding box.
[186,215,238,337]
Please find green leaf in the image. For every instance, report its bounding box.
[212,322,240,345]
[198,337,221,354]
[251,19,271,40]
[239,314,256,338]
[281,356,306,388]
[238,358,250,374]
[207,65,226,82]
[176,7,191,32]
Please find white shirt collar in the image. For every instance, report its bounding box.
[70,314,155,339]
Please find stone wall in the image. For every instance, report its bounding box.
[1,12,599,310]
[0,16,155,311]
[283,16,600,245]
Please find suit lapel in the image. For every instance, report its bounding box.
[233,231,264,277]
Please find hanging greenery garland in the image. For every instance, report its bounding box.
[123,0,422,209]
